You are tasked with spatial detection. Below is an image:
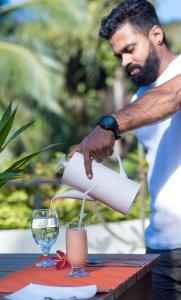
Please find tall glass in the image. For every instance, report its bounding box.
[31,209,59,267]
[66,221,88,277]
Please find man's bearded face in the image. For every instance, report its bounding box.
[125,43,160,86]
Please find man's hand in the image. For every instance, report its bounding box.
[69,125,115,179]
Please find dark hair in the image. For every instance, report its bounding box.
[100,0,167,44]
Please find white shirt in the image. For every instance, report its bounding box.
[132,55,181,250]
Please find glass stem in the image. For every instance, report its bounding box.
[47,253,50,262]
[43,252,50,262]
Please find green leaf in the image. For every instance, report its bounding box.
[1,120,35,151]
[0,173,22,188]
[5,143,60,172]
[0,102,12,132]
[0,106,18,150]
[0,143,61,188]
[0,172,21,180]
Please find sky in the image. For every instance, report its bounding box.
[3,0,181,24]
[156,0,181,23]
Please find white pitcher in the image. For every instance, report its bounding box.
[53,151,140,215]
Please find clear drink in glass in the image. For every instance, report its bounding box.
[31,208,59,267]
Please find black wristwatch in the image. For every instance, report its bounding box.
[97,115,121,140]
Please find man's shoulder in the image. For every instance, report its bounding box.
[131,54,181,103]
[131,86,149,103]
[175,53,181,63]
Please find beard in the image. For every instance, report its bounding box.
[125,43,160,86]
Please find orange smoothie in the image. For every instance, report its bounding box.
[66,227,88,266]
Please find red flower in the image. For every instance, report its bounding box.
[54,250,70,270]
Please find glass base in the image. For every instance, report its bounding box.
[35,260,57,268]
[67,265,88,278]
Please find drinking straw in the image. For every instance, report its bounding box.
[78,185,97,228]
[114,149,127,177]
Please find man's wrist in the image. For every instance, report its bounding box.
[97,115,121,140]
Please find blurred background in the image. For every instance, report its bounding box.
[0,0,180,253]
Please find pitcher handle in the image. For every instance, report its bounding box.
[58,150,127,177]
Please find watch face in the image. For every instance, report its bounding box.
[98,115,121,140]
[101,116,115,129]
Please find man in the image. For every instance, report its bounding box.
[70,1,181,299]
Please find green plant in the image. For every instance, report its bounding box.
[0,102,57,188]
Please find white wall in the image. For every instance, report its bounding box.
[0,219,149,254]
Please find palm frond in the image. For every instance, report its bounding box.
[0,41,60,113]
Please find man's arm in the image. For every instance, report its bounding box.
[70,74,181,178]
[113,74,181,132]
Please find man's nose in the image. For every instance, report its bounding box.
[121,54,132,68]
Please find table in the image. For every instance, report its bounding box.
[0,253,159,300]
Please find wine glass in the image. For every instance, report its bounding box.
[31,208,59,267]
[66,220,88,277]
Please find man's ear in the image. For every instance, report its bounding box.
[148,25,164,45]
